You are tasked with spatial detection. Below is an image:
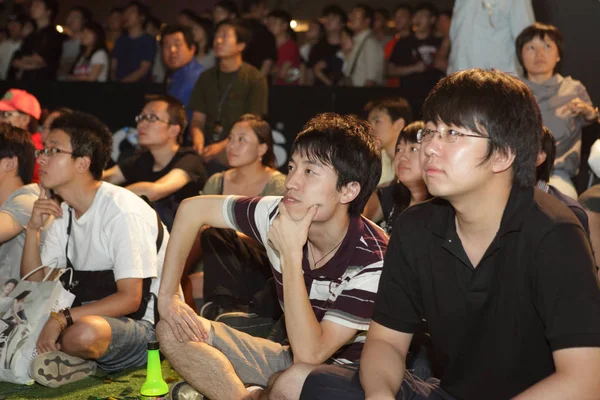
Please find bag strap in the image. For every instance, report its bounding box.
[347,32,371,78]
[141,195,163,326]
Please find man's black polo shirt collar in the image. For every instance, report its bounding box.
[426,184,533,269]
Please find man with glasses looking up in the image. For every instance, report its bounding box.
[21,111,169,388]
[301,69,600,400]
[103,95,206,230]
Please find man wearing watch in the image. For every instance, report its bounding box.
[188,19,268,175]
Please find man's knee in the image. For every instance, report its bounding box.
[61,316,111,359]
[269,363,317,400]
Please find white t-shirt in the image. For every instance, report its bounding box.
[0,184,40,279]
[72,49,109,82]
[40,182,168,324]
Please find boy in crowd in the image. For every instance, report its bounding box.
[156,113,387,400]
[384,4,412,88]
[111,1,156,82]
[189,19,268,175]
[22,112,168,387]
[0,124,39,279]
[103,95,206,230]
[387,2,446,111]
[8,0,63,80]
[365,97,413,184]
[301,69,600,400]
[308,5,346,87]
[344,4,384,87]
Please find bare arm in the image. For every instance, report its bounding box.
[120,60,152,82]
[313,60,332,86]
[0,213,25,244]
[433,37,450,72]
[360,321,413,399]
[190,111,207,154]
[512,347,600,399]
[102,165,126,185]
[363,192,384,223]
[386,61,425,78]
[126,169,192,201]
[260,59,274,77]
[67,64,105,81]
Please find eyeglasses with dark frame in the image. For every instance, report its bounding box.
[135,114,170,124]
[34,147,76,158]
[416,128,491,144]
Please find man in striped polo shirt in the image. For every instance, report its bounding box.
[156,113,387,400]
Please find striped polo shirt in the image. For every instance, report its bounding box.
[223,195,388,363]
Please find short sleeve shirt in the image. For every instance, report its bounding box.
[119,148,206,229]
[0,184,39,278]
[374,186,600,399]
[189,63,268,144]
[222,196,388,363]
[112,34,156,81]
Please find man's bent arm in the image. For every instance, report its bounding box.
[126,169,191,201]
[0,213,24,244]
[190,112,207,154]
[21,226,44,280]
[281,252,358,364]
[512,347,600,400]
[120,61,152,82]
[158,196,229,299]
[102,165,126,185]
[71,278,146,320]
[360,321,413,399]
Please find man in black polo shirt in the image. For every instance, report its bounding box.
[301,69,600,400]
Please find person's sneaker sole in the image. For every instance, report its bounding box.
[29,351,97,388]
[170,380,205,399]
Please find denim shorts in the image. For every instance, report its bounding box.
[96,317,156,372]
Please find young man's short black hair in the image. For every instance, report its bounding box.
[322,4,348,25]
[354,4,375,27]
[50,112,112,181]
[160,24,196,51]
[0,123,35,184]
[38,0,60,23]
[178,8,198,20]
[291,113,382,216]
[215,0,239,17]
[241,0,266,14]
[144,94,188,142]
[375,8,390,21]
[393,3,413,15]
[364,97,413,126]
[515,23,564,75]
[414,2,438,17]
[536,126,556,183]
[215,19,252,46]
[267,9,293,25]
[70,6,93,24]
[124,1,149,21]
[422,69,542,188]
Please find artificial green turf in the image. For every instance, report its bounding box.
[0,360,181,400]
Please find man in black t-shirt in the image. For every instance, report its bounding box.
[307,5,346,86]
[8,0,63,80]
[301,70,600,400]
[103,95,206,230]
[240,0,277,77]
[387,3,446,112]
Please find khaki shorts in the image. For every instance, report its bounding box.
[208,320,293,387]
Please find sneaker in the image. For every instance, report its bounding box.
[29,351,97,388]
[215,312,276,338]
[170,380,204,400]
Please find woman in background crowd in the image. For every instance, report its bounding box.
[67,21,109,82]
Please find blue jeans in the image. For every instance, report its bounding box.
[96,317,155,372]
[300,364,455,400]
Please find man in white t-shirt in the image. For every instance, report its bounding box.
[20,112,168,388]
[0,123,39,279]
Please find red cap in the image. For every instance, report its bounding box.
[0,89,41,120]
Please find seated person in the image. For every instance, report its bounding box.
[301,69,600,400]
[103,95,206,230]
[156,113,388,400]
[21,112,168,388]
[363,121,430,235]
[536,126,589,234]
[365,97,413,185]
[0,123,39,279]
[517,23,598,199]
[183,114,286,313]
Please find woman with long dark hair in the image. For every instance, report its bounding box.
[67,21,109,82]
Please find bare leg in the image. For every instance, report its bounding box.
[60,316,111,359]
[156,320,250,400]
[263,363,320,400]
